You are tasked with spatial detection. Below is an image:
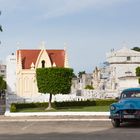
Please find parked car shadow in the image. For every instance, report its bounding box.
[119,122,140,128]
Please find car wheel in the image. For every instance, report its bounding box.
[111,119,120,127]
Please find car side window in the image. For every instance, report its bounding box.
[121,93,127,98]
[121,92,140,98]
[121,92,132,98]
[131,92,140,97]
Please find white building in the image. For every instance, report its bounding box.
[72,47,140,96]
[6,53,16,94]
[100,47,140,91]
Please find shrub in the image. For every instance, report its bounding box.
[54,99,116,107]
[84,85,94,90]
[95,99,117,106]
[10,104,16,112]
[10,102,50,112]
[54,100,96,107]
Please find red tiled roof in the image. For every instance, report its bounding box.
[17,49,65,69]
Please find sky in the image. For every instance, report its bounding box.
[1,0,140,74]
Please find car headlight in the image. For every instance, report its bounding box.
[110,105,116,111]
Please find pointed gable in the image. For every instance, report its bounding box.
[35,49,52,68]
[16,49,65,69]
[47,50,65,68]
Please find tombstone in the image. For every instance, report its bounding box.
[76,90,82,96]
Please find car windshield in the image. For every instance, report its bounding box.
[121,91,140,99]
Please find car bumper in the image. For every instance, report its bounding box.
[109,114,140,120]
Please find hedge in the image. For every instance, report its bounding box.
[10,102,50,112]
[54,100,95,107]
[10,99,117,112]
[54,99,116,107]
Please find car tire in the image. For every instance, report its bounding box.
[111,119,120,128]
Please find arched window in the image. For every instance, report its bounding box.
[41,60,45,68]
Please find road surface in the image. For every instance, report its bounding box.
[0,118,140,140]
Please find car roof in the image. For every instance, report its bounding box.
[122,88,140,94]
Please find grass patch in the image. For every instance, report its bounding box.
[17,106,109,112]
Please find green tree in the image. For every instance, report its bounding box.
[136,67,140,84]
[0,11,2,32]
[78,71,86,78]
[132,47,140,52]
[0,25,2,32]
[0,76,6,90]
[136,67,140,76]
[36,67,73,109]
[72,72,77,78]
[0,76,6,93]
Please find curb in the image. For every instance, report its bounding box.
[0,118,111,122]
[5,111,110,117]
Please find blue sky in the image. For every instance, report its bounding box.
[1,0,140,74]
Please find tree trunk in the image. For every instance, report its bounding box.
[46,93,53,110]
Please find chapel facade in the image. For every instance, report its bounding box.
[7,43,69,98]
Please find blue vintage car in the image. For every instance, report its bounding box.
[109,88,140,127]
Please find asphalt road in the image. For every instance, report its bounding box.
[0,120,140,140]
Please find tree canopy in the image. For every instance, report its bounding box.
[78,71,86,78]
[36,67,73,109]
[0,76,6,91]
[131,47,140,52]
[136,67,140,84]
[136,67,140,76]
[0,25,2,32]
[36,67,73,94]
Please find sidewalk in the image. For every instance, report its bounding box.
[0,104,111,121]
[0,112,110,122]
[0,111,110,121]
[5,111,110,117]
